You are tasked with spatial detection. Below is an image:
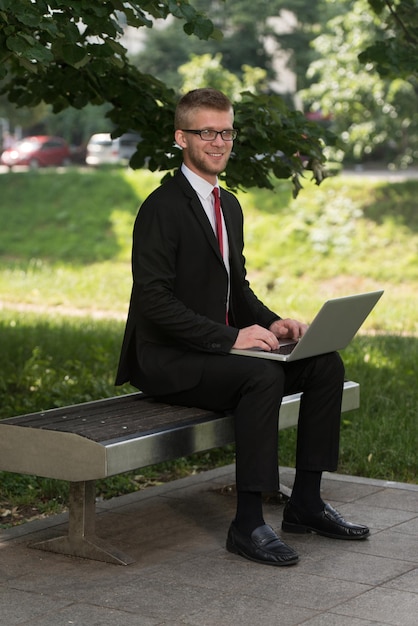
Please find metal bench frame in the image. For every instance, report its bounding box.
[0,382,360,565]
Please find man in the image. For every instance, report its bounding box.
[116,88,369,566]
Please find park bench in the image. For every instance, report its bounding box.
[0,381,360,565]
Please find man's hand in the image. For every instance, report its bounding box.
[232,324,280,351]
[269,318,308,341]
[232,319,308,352]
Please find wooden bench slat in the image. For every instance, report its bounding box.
[1,396,227,442]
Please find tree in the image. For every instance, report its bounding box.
[273,0,332,93]
[360,0,418,80]
[178,53,268,100]
[0,94,48,138]
[302,0,418,166]
[133,0,317,94]
[0,0,333,193]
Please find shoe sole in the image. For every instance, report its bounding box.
[226,539,299,566]
[282,520,370,540]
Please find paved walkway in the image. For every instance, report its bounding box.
[1,465,417,625]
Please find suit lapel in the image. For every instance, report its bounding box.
[176,171,226,264]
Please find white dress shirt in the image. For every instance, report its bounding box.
[181,164,230,275]
[181,164,231,314]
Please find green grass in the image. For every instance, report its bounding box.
[0,167,417,523]
[1,169,416,331]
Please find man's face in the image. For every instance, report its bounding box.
[175,107,234,184]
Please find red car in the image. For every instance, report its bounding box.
[1,135,71,169]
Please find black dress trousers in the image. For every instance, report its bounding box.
[157,350,345,493]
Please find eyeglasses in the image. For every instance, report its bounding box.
[181,129,238,141]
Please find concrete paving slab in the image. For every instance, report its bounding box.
[329,501,417,531]
[334,587,418,626]
[30,603,162,626]
[356,487,418,512]
[1,465,417,626]
[340,527,418,563]
[383,567,418,594]
[294,547,414,585]
[301,615,387,626]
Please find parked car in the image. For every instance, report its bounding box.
[85,132,141,166]
[0,135,71,169]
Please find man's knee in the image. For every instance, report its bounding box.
[315,351,345,385]
[241,359,285,395]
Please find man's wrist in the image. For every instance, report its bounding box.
[268,318,282,332]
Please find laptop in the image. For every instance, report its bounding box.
[230,290,384,362]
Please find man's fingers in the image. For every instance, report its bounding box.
[233,325,279,350]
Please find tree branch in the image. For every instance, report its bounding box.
[384,0,418,44]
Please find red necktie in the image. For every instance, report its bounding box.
[212,187,224,256]
[212,187,229,324]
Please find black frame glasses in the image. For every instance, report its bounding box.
[181,129,238,141]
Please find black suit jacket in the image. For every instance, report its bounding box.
[116,170,279,394]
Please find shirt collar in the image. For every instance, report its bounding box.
[181,163,218,200]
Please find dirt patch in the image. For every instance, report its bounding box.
[0,502,65,528]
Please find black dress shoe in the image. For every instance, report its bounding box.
[226,522,299,566]
[282,501,370,540]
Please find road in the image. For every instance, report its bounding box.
[1,164,418,178]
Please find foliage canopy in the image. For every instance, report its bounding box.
[0,1,417,190]
[0,0,335,193]
[302,0,418,166]
[360,0,418,80]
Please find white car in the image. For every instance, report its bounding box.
[85,132,141,166]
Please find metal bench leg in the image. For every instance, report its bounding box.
[30,480,135,565]
[278,465,293,499]
[278,482,292,499]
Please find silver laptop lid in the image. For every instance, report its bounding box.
[286,290,384,361]
[230,290,384,362]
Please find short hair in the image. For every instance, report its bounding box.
[175,88,233,130]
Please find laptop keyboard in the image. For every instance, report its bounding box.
[273,342,297,355]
